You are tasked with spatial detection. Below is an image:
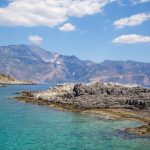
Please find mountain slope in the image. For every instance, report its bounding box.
[90,60,150,85]
[0,45,68,82]
[0,45,150,85]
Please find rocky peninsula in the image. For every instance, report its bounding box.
[0,84,5,87]
[0,73,34,86]
[16,82,150,137]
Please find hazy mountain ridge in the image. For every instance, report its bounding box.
[0,45,150,85]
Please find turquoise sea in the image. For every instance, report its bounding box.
[0,84,150,150]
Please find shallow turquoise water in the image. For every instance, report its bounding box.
[0,84,150,150]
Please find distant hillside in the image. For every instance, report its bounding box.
[90,60,150,85]
[0,73,33,85]
[0,45,150,85]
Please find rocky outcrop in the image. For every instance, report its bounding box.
[16,82,150,111]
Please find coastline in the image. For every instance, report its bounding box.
[1,82,36,85]
[0,84,5,87]
[15,95,150,123]
[16,95,150,137]
[15,82,150,137]
[0,73,35,87]
[0,83,35,88]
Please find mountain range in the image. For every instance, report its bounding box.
[0,44,150,85]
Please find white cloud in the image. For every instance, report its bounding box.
[112,34,150,44]
[117,0,125,6]
[28,35,43,45]
[0,0,117,27]
[114,13,150,28]
[59,23,76,31]
[132,0,150,4]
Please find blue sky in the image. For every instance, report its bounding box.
[0,0,150,63]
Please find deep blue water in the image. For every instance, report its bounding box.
[0,84,150,150]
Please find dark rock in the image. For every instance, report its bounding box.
[16,82,150,111]
[73,84,86,96]
[125,99,148,109]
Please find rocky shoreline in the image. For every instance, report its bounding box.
[0,84,5,87]
[0,82,35,88]
[15,82,150,137]
[0,73,35,86]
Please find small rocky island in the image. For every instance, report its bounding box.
[16,82,150,137]
[0,73,34,87]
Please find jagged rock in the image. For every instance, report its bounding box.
[73,84,86,96]
[125,99,149,109]
[16,82,150,111]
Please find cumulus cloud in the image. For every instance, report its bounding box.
[28,35,43,45]
[0,0,117,27]
[132,0,150,4]
[112,34,150,44]
[59,23,76,31]
[114,13,150,28]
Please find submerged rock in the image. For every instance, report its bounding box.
[125,123,150,137]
